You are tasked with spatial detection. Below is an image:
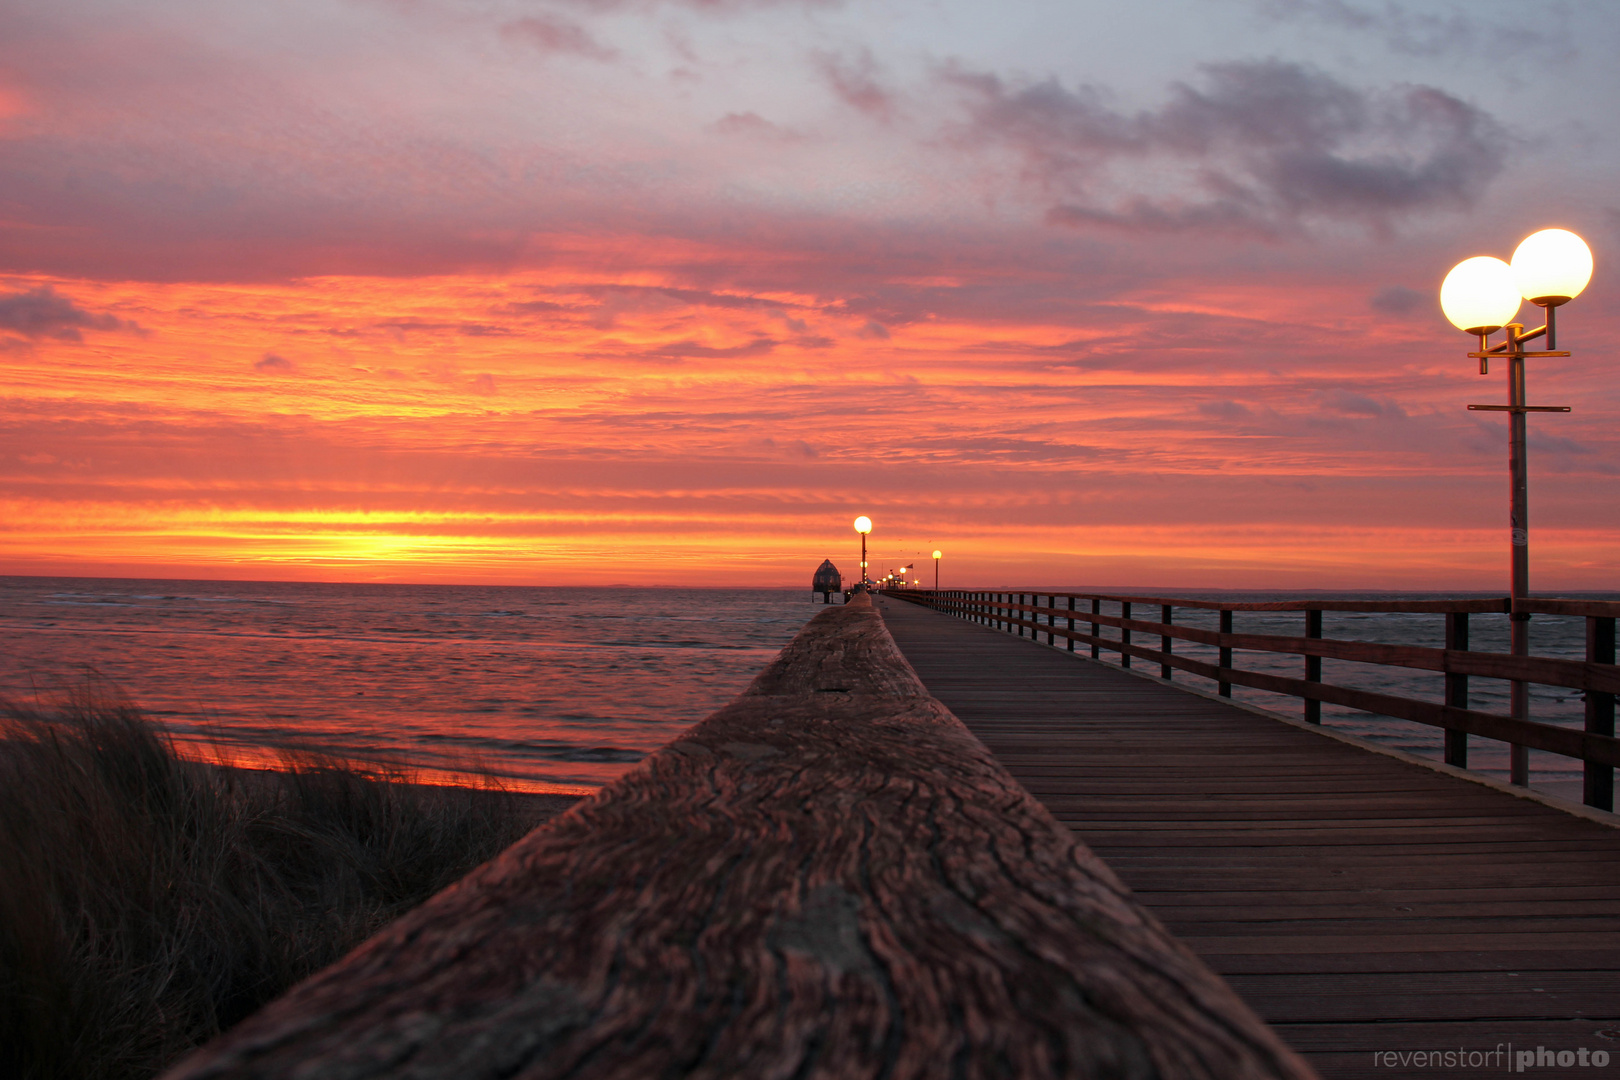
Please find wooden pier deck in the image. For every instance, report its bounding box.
[876,595,1620,1077]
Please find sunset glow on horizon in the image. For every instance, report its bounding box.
[4,1,1619,590]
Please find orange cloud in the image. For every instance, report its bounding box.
[2,255,1617,589]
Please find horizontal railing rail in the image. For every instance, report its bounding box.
[884,588,1619,812]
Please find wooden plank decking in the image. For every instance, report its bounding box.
[876,596,1620,1078]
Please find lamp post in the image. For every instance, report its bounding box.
[933,549,942,590]
[853,516,872,592]
[1440,228,1593,787]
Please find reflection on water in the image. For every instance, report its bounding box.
[1,577,813,792]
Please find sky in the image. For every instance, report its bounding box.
[2,0,1618,590]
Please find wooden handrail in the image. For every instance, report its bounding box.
[923,589,1620,619]
[1515,597,1620,618]
[893,589,1620,811]
[163,595,1314,1080]
[980,598,1620,694]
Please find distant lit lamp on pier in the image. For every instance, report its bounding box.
[853,516,872,591]
[933,549,942,590]
[1440,227,1593,787]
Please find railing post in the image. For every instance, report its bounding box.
[1121,601,1132,669]
[1160,604,1173,680]
[1511,607,1531,787]
[1445,612,1469,768]
[1586,616,1616,811]
[1090,599,1100,658]
[1304,609,1322,724]
[1067,596,1076,652]
[1046,596,1055,646]
[1018,593,1026,637]
[1218,609,1232,697]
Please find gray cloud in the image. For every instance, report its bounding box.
[253,353,297,374]
[0,286,140,341]
[1368,284,1425,315]
[709,111,803,141]
[637,336,777,361]
[372,318,514,337]
[1198,399,1252,419]
[1318,388,1405,417]
[815,49,896,120]
[1253,0,1574,61]
[947,60,1504,236]
[501,16,618,60]
[553,0,839,11]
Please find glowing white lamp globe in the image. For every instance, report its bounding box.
[853,516,872,534]
[1511,228,1592,306]
[1440,256,1521,334]
[932,549,942,559]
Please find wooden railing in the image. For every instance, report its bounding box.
[886,589,1620,812]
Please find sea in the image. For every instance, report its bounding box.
[1,577,1612,804]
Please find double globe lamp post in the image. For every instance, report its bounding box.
[1440,227,1594,786]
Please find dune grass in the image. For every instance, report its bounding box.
[0,685,549,1080]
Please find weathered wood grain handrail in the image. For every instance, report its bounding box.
[163,595,1313,1080]
[889,589,1619,812]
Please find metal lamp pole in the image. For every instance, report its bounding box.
[933,549,942,590]
[1441,230,1592,787]
[854,516,872,592]
[1472,320,1570,786]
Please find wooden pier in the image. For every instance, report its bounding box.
[875,594,1620,1077]
[165,596,1312,1080]
[164,592,1620,1080]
